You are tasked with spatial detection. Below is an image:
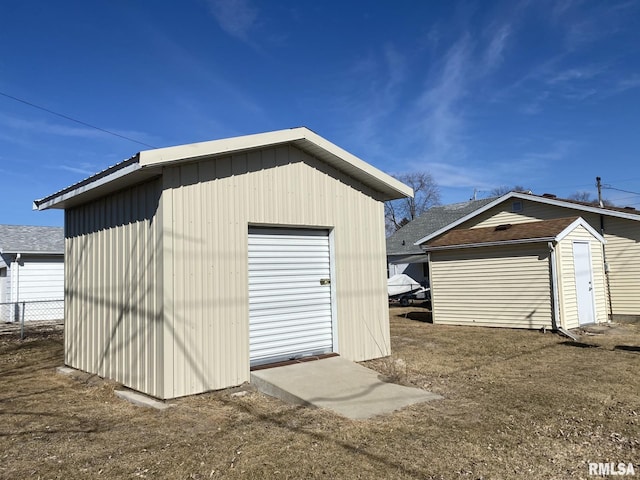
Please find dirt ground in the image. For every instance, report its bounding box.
[1,309,639,479]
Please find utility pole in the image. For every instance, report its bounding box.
[596,176,603,207]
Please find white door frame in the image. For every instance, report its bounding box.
[328,228,338,354]
[573,241,597,325]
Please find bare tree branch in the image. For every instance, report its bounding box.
[385,172,441,235]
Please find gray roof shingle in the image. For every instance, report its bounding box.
[0,225,64,254]
[386,197,498,256]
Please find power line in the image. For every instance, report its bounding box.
[602,185,640,196]
[0,90,157,149]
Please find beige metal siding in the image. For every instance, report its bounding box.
[161,145,389,398]
[602,217,640,316]
[430,245,553,329]
[556,225,607,329]
[64,179,163,397]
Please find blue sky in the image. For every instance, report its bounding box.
[2,0,640,227]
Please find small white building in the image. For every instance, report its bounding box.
[0,225,64,322]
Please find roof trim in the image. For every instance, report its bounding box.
[138,127,413,200]
[33,158,144,210]
[424,237,557,251]
[415,191,640,246]
[35,128,413,211]
[556,217,605,244]
[0,250,64,255]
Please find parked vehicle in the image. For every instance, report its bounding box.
[387,274,431,307]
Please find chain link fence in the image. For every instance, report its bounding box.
[0,299,64,339]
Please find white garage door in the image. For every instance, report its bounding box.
[248,228,334,366]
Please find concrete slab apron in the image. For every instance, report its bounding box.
[250,356,442,420]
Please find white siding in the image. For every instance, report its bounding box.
[602,217,640,316]
[10,256,64,321]
[11,257,64,301]
[430,244,553,329]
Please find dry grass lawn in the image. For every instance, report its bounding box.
[1,309,639,479]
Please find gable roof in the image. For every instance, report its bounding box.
[423,217,604,251]
[34,127,413,211]
[0,225,64,254]
[415,191,640,246]
[387,197,498,256]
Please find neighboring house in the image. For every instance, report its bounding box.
[416,191,640,326]
[34,127,413,400]
[0,224,64,322]
[422,217,607,330]
[386,197,497,282]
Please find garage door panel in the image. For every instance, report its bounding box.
[249,290,328,300]
[248,229,334,365]
[248,304,331,319]
[250,312,332,328]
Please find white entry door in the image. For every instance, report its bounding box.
[248,228,334,366]
[573,241,596,326]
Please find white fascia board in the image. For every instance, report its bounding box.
[0,250,63,255]
[555,217,606,244]
[299,129,414,199]
[424,236,556,252]
[139,127,414,200]
[138,129,303,166]
[34,162,142,210]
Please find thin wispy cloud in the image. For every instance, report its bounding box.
[483,24,511,71]
[208,0,258,43]
[420,161,492,189]
[0,113,159,147]
[58,163,98,176]
[331,44,409,158]
[414,36,471,162]
[0,114,103,139]
[140,22,266,123]
[411,18,514,164]
[546,65,606,85]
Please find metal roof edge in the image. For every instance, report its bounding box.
[139,127,413,200]
[298,129,413,199]
[34,128,412,210]
[34,156,142,211]
[0,250,64,255]
[138,128,305,166]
